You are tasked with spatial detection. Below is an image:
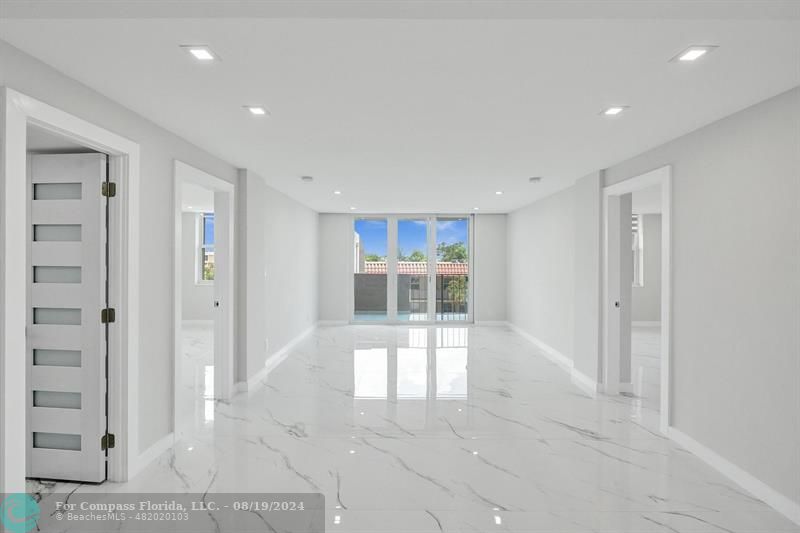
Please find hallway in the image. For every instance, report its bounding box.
[29,326,798,532]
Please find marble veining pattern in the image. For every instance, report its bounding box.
[27,325,798,532]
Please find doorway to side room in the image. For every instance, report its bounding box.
[628,184,664,412]
[173,162,235,438]
[603,166,671,431]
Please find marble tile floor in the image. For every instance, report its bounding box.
[175,320,216,431]
[28,325,798,532]
[628,325,662,412]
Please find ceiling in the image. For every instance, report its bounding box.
[181,182,215,213]
[2,2,799,213]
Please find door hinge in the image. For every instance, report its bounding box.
[101,308,116,324]
[101,433,115,451]
[102,182,117,197]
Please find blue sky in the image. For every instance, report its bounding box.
[355,218,468,258]
[203,213,215,246]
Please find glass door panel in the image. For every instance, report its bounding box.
[354,218,388,321]
[396,219,429,321]
[435,217,470,321]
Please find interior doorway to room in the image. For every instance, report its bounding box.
[603,166,671,431]
[629,186,664,412]
[24,126,110,483]
[173,162,234,438]
[352,215,473,323]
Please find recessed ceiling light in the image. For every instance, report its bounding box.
[350,207,357,211]
[334,190,342,195]
[473,207,480,211]
[601,106,629,116]
[187,205,193,209]
[300,175,314,182]
[180,45,216,61]
[672,45,718,62]
[495,191,503,195]
[244,106,268,116]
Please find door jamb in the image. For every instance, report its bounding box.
[0,87,140,491]
[602,165,672,432]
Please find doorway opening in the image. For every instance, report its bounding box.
[629,186,664,413]
[173,162,234,439]
[603,166,671,432]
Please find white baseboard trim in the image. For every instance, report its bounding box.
[131,432,174,479]
[667,426,800,526]
[474,320,509,326]
[507,322,572,371]
[632,321,661,327]
[317,320,348,326]
[507,322,598,396]
[570,368,599,397]
[245,323,317,391]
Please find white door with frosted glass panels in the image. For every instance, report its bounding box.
[27,153,108,482]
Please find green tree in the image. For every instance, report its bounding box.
[437,242,467,263]
[447,276,467,311]
[203,262,215,281]
[365,253,384,261]
[408,250,426,262]
[397,249,426,262]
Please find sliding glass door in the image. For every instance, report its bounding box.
[397,219,430,321]
[353,215,471,323]
[354,218,388,321]
[435,217,470,321]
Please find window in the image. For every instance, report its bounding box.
[632,214,644,287]
[198,213,215,283]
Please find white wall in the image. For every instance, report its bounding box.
[318,214,352,322]
[317,214,506,323]
[571,172,602,381]
[631,214,662,323]
[0,39,239,453]
[473,214,506,322]
[239,170,318,380]
[507,188,575,357]
[181,212,213,321]
[604,87,800,509]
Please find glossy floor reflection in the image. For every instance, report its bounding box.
[176,320,216,429]
[29,325,798,532]
[631,325,661,411]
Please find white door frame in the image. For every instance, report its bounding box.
[0,87,140,492]
[349,214,475,325]
[172,161,235,437]
[602,165,672,432]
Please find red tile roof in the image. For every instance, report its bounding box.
[363,261,468,275]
